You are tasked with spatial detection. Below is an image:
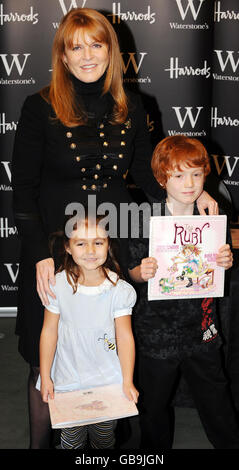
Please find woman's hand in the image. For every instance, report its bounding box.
[196,191,219,215]
[123,381,139,404]
[40,377,54,403]
[36,258,56,305]
[216,244,233,270]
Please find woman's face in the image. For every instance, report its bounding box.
[63,30,109,83]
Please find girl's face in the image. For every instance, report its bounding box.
[166,165,204,208]
[63,30,109,83]
[66,222,109,274]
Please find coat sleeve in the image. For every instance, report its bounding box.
[12,94,51,264]
[128,94,164,200]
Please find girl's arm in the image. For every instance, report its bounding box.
[128,257,158,283]
[115,315,139,403]
[39,308,59,402]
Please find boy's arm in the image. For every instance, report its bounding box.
[115,315,139,403]
[39,308,59,402]
[216,244,233,270]
[129,257,158,283]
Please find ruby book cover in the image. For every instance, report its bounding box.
[148,215,227,300]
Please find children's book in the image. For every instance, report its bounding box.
[48,383,138,428]
[148,215,227,300]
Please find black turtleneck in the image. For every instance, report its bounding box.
[70,71,114,123]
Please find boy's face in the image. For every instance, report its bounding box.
[165,164,205,207]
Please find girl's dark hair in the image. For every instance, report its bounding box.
[49,213,123,293]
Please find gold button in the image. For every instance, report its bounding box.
[103,183,108,188]
[121,141,126,146]
[121,129,126,134]
[108,176,112,180]
[66,132,72,138]
[91,184,96,190]
[103,141,108,147]
[118,154,124,159]
[99,123,104,129]
[81,168,86,172]
[76,156,81,162]
[103,155,108,160]
[82,185,87,190]
[96,164,101,170]
[94,174,99,180]
[99,132,104,137]
[70,143,76,149]
[113,165,118,170]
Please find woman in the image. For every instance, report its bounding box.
[12,8,217,449]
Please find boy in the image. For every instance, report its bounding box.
[128,135,239,449]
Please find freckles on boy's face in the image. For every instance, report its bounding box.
[165,165,205,206]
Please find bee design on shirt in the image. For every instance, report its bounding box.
[98,334,116,351]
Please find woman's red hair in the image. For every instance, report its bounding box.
[40,8,128,126]
[151,135,211,187]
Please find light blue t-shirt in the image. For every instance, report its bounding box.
[36,270,136,392]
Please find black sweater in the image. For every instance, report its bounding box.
[12,76,162,264]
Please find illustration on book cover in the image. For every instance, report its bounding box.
[148,215,226,300]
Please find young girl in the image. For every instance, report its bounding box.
[38,214,138,450]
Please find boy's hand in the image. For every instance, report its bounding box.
[216,244,233,270]
[41,378,54,403]
[140,257,158,281]
[123,382,139,404]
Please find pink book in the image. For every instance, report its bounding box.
[148,215,227,300]
[48,383,138,428]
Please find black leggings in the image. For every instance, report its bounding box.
[28,366,52,449]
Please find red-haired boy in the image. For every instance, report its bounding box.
[128,135,239,449]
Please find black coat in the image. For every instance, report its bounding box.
[12,86,162,364]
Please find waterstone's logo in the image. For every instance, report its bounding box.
[168,106,206,137]
[0,161,12,192]
[1,263,19,292]
[214,1,239,22]
[121,52,151,85]
[108,3,156,24]
[211,154,239,181]
[170,0,209,30]
[165,57,210,79]
[0,53,35,85]
[0,3,39,25]
[213,50,239,82]
[53,0,87,28]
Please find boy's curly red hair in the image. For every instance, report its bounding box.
[151,135,211,188]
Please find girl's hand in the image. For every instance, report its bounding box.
[123,382,139,404]
[140,257,158,281]
[196,191,219,215]
[36,258,56,305]
[41,378,54,403]
[216,244,233,270]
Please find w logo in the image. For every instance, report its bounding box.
[214,50,239,73]
[211,155,239,178]
[173,106,203,128]
[0,53,30,76]
[121,52,147,74]
[58,0,87,15]
[175,0,205,20]
[4,264,19,283]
